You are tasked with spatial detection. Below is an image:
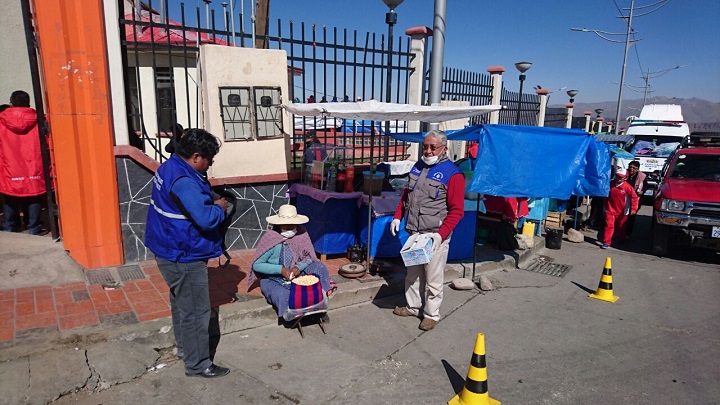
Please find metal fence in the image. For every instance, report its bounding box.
[118,0,414,168]
[544,107,568,128]
[499,88,539,125]
[433,67,493,126]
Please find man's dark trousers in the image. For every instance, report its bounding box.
[156,257,213,374]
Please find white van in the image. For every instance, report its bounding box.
[617,104,690,197]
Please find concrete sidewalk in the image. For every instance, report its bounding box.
[0,231,544,404]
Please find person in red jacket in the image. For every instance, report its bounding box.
[601,167,638,249]
[0,90,48,235]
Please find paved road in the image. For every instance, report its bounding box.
[52,207,720,404]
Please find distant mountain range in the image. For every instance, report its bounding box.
[551,97,720,130]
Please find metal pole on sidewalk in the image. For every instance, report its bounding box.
[427,0,446,132]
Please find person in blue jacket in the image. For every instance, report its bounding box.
[145,128,230,378]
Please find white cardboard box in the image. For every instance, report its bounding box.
[400,233,434,267]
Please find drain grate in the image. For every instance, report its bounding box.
[118,265,146,281]
[85,268,115,285]
[523,259,572,278]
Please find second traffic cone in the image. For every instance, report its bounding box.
[448,333,500,405]
[589,257,619,303]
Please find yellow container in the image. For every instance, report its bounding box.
[522,221,535,237]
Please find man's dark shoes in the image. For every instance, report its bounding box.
[186,364,230,378]
[30,229,49,236]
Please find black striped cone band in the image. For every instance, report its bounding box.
[589,264,619,303]
[448,333,501,404]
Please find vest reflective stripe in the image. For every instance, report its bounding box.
[150,198,187,220]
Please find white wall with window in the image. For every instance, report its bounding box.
[200,45,292,178]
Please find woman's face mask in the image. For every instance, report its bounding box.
[280,228,297,238]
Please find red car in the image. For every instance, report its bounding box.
[651,132,720,256]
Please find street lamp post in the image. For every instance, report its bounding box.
[514,61,532,125]
[567,89,578,103]
[382,0,403,161]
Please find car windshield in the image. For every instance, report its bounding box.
[669,153,720,181]
[626,135,682,157]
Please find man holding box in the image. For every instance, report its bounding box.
[389,130,464,331]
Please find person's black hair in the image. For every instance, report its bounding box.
[164,123,185,154]
[10,91,30,107]
[176,128,220,160]
[628,160,640,168]
[0,104,10,113]
[305,130,320,144]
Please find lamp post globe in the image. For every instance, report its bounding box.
[567,89,578,103]
[514,62,532,125]
[380,0,403,160]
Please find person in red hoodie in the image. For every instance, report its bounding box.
[601,167,638,249]
[0,90,48,235]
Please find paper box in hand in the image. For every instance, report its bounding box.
[400,233,434,267]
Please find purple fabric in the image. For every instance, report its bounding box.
[248,225,318,287]
[288,183,364,207]
[361,192,402,218]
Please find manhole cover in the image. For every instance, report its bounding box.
[86,268,115,285]
[523,259,571,278]
[118,265,146,281]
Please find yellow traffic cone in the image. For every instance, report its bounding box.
[589,257,619,303]
[448,333,501,405]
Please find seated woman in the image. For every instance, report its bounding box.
[248,204,336,321]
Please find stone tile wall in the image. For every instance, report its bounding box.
[116,158,289,263]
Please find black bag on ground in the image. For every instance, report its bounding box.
[496,220,519,251]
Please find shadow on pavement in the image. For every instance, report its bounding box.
[442,359,466,395]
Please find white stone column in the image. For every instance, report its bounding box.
[103,0,130,145]
[564,103,574,128]
[405,26,432,160]
[583,111,592,132]
[596,117,604,134]
[535,89,549,127]
[607,122,613,134]
[487,66,505,124]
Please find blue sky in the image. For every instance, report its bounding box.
[176,0,720,104]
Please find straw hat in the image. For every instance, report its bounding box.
[266,204,309,225]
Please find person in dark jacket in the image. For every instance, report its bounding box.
[145,128,230,378]
[0,91,48,235]
[625,160,646,237]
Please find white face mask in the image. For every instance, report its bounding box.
[421,155,439,165]
[280,229,297,238]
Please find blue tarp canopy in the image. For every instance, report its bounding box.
[391,124,611,198]
[340,119,384,134]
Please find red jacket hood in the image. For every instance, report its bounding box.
[661,179,720,203]
[0,107,38,134]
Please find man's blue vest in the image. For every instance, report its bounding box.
[405,158,461,233]
[145,154,222,262]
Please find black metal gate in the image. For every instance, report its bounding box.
[118,0,414,167]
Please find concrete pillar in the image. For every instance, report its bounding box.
[584,111,592,132]
[405,26,432,160]
[34,0,124,267]
[596,117,604,134]
[607,122,613,134]
[103,0,130,146]
[564,103,574,129]
[487,66,505,124]
[535,89,550,127]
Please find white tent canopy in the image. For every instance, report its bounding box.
[283,100,502,123]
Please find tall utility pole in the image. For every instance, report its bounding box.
[427,0,447,132]
[614,0,634,135]
[255,0,270,49]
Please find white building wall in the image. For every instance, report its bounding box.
[0,1,34,106]
[200,45,292,178]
